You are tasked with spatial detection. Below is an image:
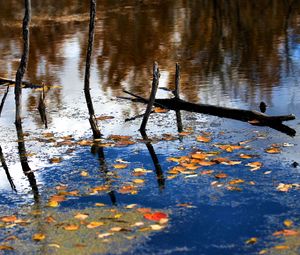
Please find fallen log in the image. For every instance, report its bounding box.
[119,91,296,136]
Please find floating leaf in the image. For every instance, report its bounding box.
[96,115,114,121]
[144,212,168,222]
[239,154,253,159]
[0,215,17,223]
[49,195,66,202]
[265,147,281,154]
[80,171,89,177]
[49,157,62,164]
[215,173,228,179]
[245,237,257,245]
[132,179,145,184]
[273,229,299,236]
[274,245,289,250]
[227,186,242,191]
[154,107,168,113]
[277,183,292,192]
[228,179,245,185]
[113,164,128,169]
[196,136,211,143]
[74,213,89,220]
[48,201,59,207]
[197,161,216,166]
[132,222,144,227]
[32,233,46,241]
[150,224,164,230]
[221,160,242,166]
[246,161,262,171]
[98,233,113,238]
[200,170,214,175]
[95,203,106,207]
[284,219,293,228]
[63,224,79,231]
[0,245,14,250]
[87,221,104,229]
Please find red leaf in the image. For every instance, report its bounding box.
[144,212,168,221]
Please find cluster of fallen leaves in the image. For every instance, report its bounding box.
[0,203,169,253]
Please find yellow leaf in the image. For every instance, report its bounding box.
[98,233,113,238]
[113,164,128,169]
[228,179,245,185]
[114,214,123,219]
[110,227,123,232]
[80,171,89,177]
[245,237,257,245]
[63,224,79,231]
[133,179,145,184]
[95,203,106,207]
[150,224,164,230]
[239,154,253,159]
[274,245,289,250]
[74,213,89,220]
[0,245,14,250]
[265,147,281,154]
[87,221,104,229]
[32,233,46,241]
[277,183,292,192]
[48,201,59,207]
[284,219,293,228]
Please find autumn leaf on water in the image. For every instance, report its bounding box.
[132,179,145,184]
[245,237,258,245]
[220,160,242,166]
[87,221,104,229]
[200,170,214,175]
[265,147,281,154]
[246,162,262,171]
[273,229,299,237]
[150,224,165,230]
[32,233,46,241]
[143,212,168,222]
[113,163,128,169]
[0,215,17,223]
[80,171,89,177]
[154,107,169,113]
[215,144,243,152]
[0,245,14,250]
[74,213,89,220]
[239,153,253,159]
[215,173,228,179]
[274,245,289,250]
[228,179,245,185]
[276,183,292,192]
[191,153,207,160]
[196,136,211,143]
[63,224,79,231]
[49,157,62,164]
[96,115,114,121]
[49,195,66,202]
[284,219,294,228]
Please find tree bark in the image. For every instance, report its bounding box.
[84,0,101,139]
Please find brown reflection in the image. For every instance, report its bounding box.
[0,1,300,115]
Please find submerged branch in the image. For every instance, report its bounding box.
[120,91,296,136]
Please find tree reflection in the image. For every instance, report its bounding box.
[0,0,299,117]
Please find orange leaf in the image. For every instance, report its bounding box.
[0,215,17,223]
[63,224,79,231]
[265,147,281,154]
[87,221,104,229]
[196,136,211,143]
[113,164,128,169]
[215,173,228,179]
[32,233,46,241]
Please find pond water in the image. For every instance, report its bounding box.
[1,1,300,254]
